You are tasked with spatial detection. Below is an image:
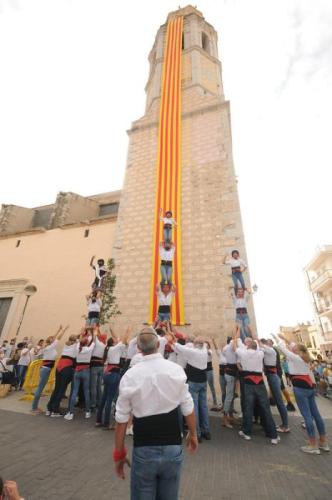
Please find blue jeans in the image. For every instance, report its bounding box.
[163,226,172,243]
[223,374,235,414]
[160,264,173,285]
[242,383,277,438]
[90,365,104,408]
[18,365,28,389]
[68,369,91,413]
[158,312,170,321]
[96,371,121,426]
[86,317,99,326]
[207,369,217,406]
[131,445,183,500]
[232,271,245,292]
[293,387,326,438]
[188,381,210,437]
[219,373,226,405]
[236,313,250,341]
[266,372,288,428]
[32,366,51,410]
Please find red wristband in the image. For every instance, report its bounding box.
[113,448,128,463]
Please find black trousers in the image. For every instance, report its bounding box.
[242,383,277,439]
[47,367,73,413]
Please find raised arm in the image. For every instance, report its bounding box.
[90,255,95,268]
[57,325,70,341]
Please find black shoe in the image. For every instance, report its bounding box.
[286,402,296,412]
[198,436,203,443]
[201,432,211,440]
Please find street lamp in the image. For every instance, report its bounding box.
[15,284,37,337]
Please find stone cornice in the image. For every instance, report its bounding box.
[128,97,229,135]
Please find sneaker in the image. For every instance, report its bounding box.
[271,437,280,445]
[301,421,306,429]
[50,412,62,418]
[286,402,296,412]
[45,410,51,416]
[239,430,251,441]
[64,413,74,421]
[85,411,91,419]
[319,443,330,452]
[301,445,320,455]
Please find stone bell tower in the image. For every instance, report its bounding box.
[113,5,255,339]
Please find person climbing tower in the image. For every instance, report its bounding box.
[159,241,175,285]
[160,209,177,243]
[223,250,247,293]
[230,288,252,341]
[155,283,176,322]
[90,255,107,290]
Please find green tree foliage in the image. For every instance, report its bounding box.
[100,258,121,325]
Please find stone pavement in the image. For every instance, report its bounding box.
[0,395,332,500]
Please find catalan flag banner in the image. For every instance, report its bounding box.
[149,16,185,325]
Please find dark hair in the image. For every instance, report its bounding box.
[97,259,105,265]
[226,336,232,344]
[103,337,114,361]
[178,338,186,345]
[231,250,239,257]
[165,211,172,216]
[155,328,165,337]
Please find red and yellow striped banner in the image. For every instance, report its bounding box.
[149,16,184,325]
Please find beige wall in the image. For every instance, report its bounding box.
[0,220,116,342]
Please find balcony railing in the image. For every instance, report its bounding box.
[310,269,332,292]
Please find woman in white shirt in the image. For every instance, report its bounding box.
[31,325,68,414]
[275,333,329,454]
[17,344,32,389]
[96,334,128,429]
[64,330,97,420]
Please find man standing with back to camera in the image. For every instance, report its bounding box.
[113,327,198,500]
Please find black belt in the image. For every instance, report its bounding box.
[161,260,173,267]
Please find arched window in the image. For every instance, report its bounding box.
[201,32,210,54]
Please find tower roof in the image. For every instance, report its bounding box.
[167,5,204,21]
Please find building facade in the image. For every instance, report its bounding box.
[305,245,332,355]
[0,191,119,341]
[0,6,255,342]
[279,322,323,358]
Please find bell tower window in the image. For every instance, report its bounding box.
[201,32,210,54]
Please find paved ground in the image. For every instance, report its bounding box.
[0,392,332,500]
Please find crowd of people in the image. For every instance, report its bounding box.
[0,246,331,500]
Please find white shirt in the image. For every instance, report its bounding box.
[232,292,249,309]
[228,257,246,269]
[218,350,227,365]
[236,340,264,372]
[116,353,193,422]
[160,247,175,261]
[160,217,176,226]
[106,342,126,364]
[158,291,174,306]
[158,335,167,356]
[42,340,59,361]
[222,343,237,364]
[88,299,102,313]
[261,345,277,366]
[92,337,106,358]
[61,343,79,358]
[130,353,144,367]
[75,342,95,363]
[173,343,208,370]
[277,342,312,376]
[18,348,32,366]
[127,337,138,360]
